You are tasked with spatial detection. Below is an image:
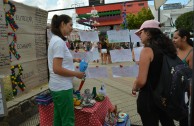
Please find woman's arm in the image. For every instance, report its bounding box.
[133,47,153,90]
[53,58,84,79]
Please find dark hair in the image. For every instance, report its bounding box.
[51,14,72,41]
[175,28,193,47]
[144,28,177,57]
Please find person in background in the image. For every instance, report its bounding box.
[106,39,112,64]
[48,14,85,126]
[173,29,193,69]
[173,28,193,126]
[86,42,91,51]
[70,41,74,51]
[132,20,176,126]
[100,37,108,65]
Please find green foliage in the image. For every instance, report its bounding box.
[175,11,194,32]
[123,7,154,29]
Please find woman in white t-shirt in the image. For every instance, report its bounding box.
[48,14,85,126]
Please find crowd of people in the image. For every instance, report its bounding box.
[48,14,193,126]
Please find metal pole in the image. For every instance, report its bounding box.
[158,6,160,22]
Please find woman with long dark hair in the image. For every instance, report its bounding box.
[173,28,193,126]
[132,20,176,126]
[48,14,85,126]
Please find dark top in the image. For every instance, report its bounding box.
[137,47,164,114]
[101,41,107,49]
[142,47,163,91]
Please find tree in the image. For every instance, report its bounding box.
[175,11,194,32]
[123,7,154,29]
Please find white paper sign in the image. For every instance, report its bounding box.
[75,66,108,78]
[91,48,100,60]
[133,47,143,61]
[79,31,99,42]
[71,51,93,62]
[107,30,130,43]
[130,30,141,42]
[87,67,108,78]
[112,65,139,77]
[110,49,132,63]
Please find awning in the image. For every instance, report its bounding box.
[154,0,167,10]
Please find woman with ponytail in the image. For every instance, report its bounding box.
[48,14,85,126]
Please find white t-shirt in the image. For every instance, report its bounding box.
[48,35,75,91]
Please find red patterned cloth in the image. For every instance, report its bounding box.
[39,103,54,126]
[38,96,113,126]
[75,97,113,126]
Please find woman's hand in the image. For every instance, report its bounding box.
[73,58,81,63]
[75,72,85,79]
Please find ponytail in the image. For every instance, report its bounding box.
[51,14,72,41]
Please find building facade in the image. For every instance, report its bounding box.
[150,0,193,38]
[75,1,148,33]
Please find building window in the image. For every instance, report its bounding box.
[127,4,133,7]
[138,3,144,6]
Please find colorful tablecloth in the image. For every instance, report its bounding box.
[75,97,113,126]
[39,96,113,126]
